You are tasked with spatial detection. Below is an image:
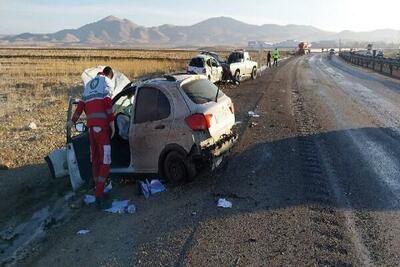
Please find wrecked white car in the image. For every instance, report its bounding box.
[187,55,224,83]
[46,71,238,190]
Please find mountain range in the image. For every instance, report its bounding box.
[1,16,399,47]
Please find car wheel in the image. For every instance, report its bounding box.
[234,70,240,83]
[251,67,257,80]
[164,151,195,184]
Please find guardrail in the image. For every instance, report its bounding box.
[339,52,400,78]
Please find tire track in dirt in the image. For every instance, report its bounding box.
[291,57,358,266]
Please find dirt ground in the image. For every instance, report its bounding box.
[3,52,400,266]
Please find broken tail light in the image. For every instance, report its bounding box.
[185,114,213,131]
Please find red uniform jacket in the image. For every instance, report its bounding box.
[72,73,115,127]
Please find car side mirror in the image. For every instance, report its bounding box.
[75,122,87,132]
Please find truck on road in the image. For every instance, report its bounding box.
[227,50,258,82]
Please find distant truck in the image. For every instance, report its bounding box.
[297,42,310,56]
[227,50,258,81]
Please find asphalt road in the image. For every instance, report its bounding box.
[16,54,400,266]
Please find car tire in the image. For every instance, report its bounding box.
[234,70,240,83]
[164,151,195,184]
[251,67,257,80]
[208,75,211,81]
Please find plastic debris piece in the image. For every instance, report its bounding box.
[234,121,242,126]
[149,180,166,195]
[104,181,112,194]
[77,229,90,235]
[217,198,232,208]
[28,122,37,130]
[248,111,260,118]
[126,204,136,214]
[139,181,150,199]
[84,195,96,205]
[104,200,130,214]
[139,179,166,199]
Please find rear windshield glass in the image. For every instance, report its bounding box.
[228,52,243,64]
[189,58,204,68]
[181,79,225,104]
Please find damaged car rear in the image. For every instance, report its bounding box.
[46,70,238,190]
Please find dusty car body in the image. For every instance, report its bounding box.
[227,50,258,81]
[187,55,224,83]
[47,73,237,189]
[200,51,226,65]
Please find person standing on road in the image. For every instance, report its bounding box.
[272,48,280,67]
[267,51,272,68]
[67,66,115,207]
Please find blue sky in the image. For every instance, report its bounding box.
[1,0,399,34]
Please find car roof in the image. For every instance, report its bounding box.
[192,54,213,60]
[142,74,206,88]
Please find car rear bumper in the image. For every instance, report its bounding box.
[190,131,238,162]
[204,132,238,157]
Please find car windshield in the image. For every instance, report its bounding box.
[189,57,204,68]
[181,79,225,104]
[228,52,243,64]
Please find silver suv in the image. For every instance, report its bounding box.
[53,74,237,188]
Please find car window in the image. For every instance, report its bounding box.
[189,58,204,68]
[157,90,171,119]
[181,79,225,104]
[134,87,171,124]
[211,59,219,67]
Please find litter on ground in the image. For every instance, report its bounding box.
[139,179,166,199]
[104,181,112,193]
[248,111,260,118]
[83,195,96,205]
[104,200,136,214]
[217,198,233,208]
[77,229,90,235]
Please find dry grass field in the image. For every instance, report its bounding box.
[0,48,271,169]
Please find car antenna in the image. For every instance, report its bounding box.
[215,85,220,103]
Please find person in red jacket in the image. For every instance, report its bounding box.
[68,66,115,205]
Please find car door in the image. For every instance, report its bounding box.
[210,58,222,82]
[129,86,173,172]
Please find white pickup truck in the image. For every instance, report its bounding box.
[227,50,258,81]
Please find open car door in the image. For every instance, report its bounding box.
[81,66,131,98]
[46,67,131,191]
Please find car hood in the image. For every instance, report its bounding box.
[81,66,131,98]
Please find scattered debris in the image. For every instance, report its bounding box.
[27,122,38,130]
[104,181,112,194]
[77,229,90,235]
[139,179,166,199]
[126,204,137,214]
[104,200,136,214]
[217,198,232,209]
[248,111,260,118]
[249,122,258,128]
[234,121,242,126]
[83,195,96,205]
